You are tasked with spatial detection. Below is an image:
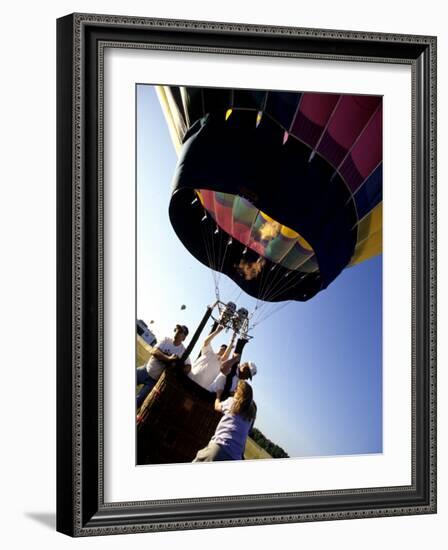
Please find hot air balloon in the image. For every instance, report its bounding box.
[138,86,383,465]
[157,86,382,304]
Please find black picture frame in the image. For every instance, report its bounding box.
[56,13,437,537]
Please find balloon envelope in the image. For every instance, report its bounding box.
[158,87,382,302]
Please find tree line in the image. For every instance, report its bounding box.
[250,427,289,459]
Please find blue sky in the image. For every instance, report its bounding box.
[137,84,382,458]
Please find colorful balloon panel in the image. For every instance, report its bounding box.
[291,93,339,149]
[339,105,383,193]
[354,164,382,221]
[349,203,382,267]
[197,189,316,272]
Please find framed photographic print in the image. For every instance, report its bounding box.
[56,13,437,536]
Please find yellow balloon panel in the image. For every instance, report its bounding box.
[349,203,382,266]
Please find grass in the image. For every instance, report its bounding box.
[244,435,272,460]
[137,335,153,366]
[136,336,272,460]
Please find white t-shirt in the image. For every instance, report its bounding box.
[210,372,238,395]
[145,337,190,381]
[188,343,221,391]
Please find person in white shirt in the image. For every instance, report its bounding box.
[188,325,240,392]
[136,324,191,408]
[211,361,257,400]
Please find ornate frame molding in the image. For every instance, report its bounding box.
[57,13,437,536]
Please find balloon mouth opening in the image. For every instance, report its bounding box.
[169,186,324,303]
[195,189,319,281]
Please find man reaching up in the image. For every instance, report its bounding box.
[188,325,240,392]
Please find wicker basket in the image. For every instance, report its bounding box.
[137,369,222,464]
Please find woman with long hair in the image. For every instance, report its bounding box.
[193,380,256,462]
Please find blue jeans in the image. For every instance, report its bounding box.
[136,367,157,408]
